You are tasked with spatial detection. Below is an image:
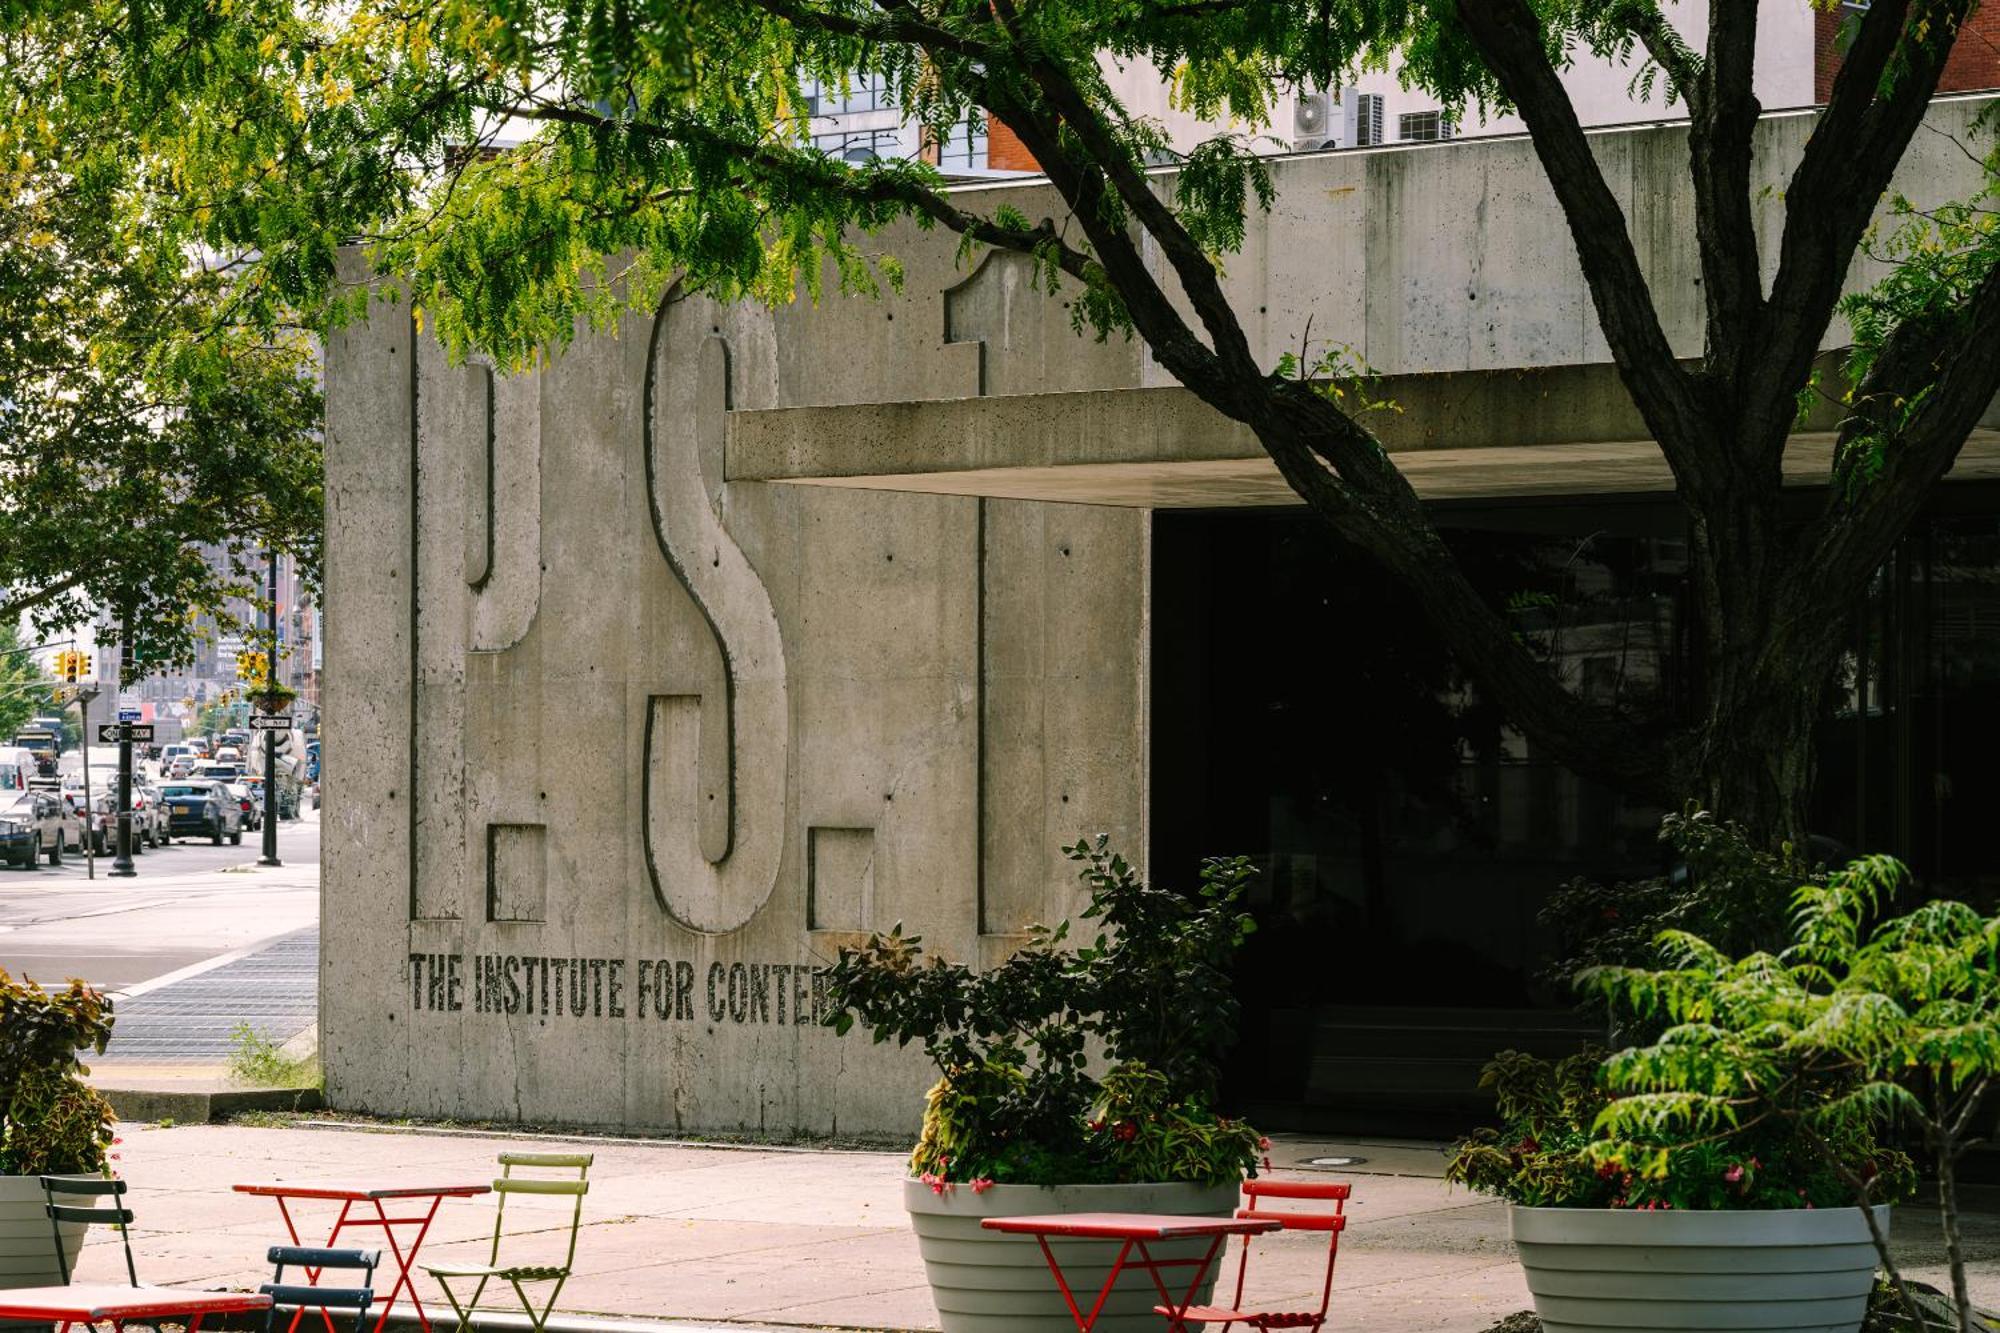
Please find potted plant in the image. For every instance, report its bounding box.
[0,968,117,1286]
[1583,854,2000,1333]
[825,837,1265,1333]
[1446,846,2000,1333]
[251,682,297,715]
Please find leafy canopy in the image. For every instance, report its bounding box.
[21,0,1824,363]
[0,7,323,668]
[25,0,2000,844]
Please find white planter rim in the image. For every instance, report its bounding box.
[1510,1201,1890,1246]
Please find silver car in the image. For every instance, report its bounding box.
[0,790,74,866]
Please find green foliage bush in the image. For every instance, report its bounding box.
[825,836,1263,1188]
[1541,807,1818,997]
[1585,854,2000,1331]
[1445,1048,1911,1212]
[0,969,115,1176]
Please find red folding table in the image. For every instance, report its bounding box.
[233,1180,491,1333]
[981,1212,1281,1332]
[0,1283,270,1333]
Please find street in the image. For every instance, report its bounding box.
[0,810,319,991]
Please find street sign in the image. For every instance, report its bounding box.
[96,724,154,743]
[117,708,142,722]
[250,714,293,730]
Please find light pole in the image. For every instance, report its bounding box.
[259,547,282,867]
[110,613,136,878]
[72,683,100,880]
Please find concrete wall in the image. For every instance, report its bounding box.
[321,96,1996,1137]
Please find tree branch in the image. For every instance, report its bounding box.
[1747,0,1975,458]
[1452,0,1714,485]
[982,0,1267,390]
[488,98,1105,285]
[965,17,1664,796]
[0,577,89,627]
[1802,256,2000,604]
[1610,1,1703,104]
[1688,0,1764,384]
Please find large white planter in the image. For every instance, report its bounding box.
[0,1175,90,1288]
[1511,1203,1890,1333]
[905,1177,1239,1333]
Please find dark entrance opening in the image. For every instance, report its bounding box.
[1150,488,2000,1135]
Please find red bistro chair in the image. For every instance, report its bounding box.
[1158,1179,1350,1331]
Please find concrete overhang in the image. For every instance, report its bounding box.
[725,362,2000,507]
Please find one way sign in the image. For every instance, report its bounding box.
[96,724,154,744]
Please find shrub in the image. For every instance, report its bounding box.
[1584,855,2000,1333]
[1445,1046,1911,1213]
[1541,807,1818,999]
[0,968,115,1176]
[826,836,1263,1187]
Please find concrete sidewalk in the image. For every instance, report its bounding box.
[66,1119,2000,1332]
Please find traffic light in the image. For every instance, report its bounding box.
[235,650,269,685]
[55,650,91,682]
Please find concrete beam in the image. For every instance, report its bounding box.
[727,361,2000,508]
[726,362,1690,485]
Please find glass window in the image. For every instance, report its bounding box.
[805,73,889,117]
[810,127,903,163]
[936,118,989,171]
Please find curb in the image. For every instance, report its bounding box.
[97,1085,323,1123]
[201,1307,903,1333]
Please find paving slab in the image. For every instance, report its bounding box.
[95,927,318,1062]
[63,1120,2000,1333]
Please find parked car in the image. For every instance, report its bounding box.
[243,774,298,821]
[77,791,118,854]
[0,790,72,866]
[158,781,242,845]
[133,784,168,847]
[224,782,260,832]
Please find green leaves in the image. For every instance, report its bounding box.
[0,967,117,1176]
[822,836,1262,1185]
[0,1,323,665]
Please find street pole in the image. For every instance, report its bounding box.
[74,684,98,880]
[110,615,136,878]
[259,547,282,867]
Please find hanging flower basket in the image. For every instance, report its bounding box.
[252,685,296,715]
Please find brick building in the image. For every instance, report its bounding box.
[1817,6,2000,102]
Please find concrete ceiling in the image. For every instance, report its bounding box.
[726,369,2000,508]
[763,432,2000,508]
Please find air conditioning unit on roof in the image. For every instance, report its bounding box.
[1343,92,1384,148]
[1292,88,1335,149]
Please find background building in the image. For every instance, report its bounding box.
[321,91,2000,1138]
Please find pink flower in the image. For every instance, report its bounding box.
[970,1178,994,1195]
[1724,1164,1744,1183]
[1257,1137,1271,1151]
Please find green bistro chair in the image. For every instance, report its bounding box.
[423,1153,592,1333]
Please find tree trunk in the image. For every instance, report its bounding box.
[1688,669,1823,852]
[1937,1139,1973,1333]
